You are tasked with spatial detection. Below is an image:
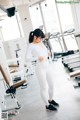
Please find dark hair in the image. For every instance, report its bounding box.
[29,28,45,43]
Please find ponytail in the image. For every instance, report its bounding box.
[29,31,34,43]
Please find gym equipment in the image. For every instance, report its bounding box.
[70,70,80,77]
[62,51,80,71]
[64,59,80,72]
[63,28,75,34]
[67,61,80,71]
[54,50,75,59]
[48,27,77,60]
[44,31,64,60]
[62,30,80,72]
[49,31,64,52]
[0,64,27,112]
[15,49,21,66]
[62,54,80,64]
[62,50,79,61]
[70,70,80,88]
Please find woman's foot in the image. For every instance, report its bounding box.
[46,104,57,111]
[48,100,59,107]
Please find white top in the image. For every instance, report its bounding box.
[25,41,48,62]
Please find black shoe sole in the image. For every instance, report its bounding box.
[46,108,57,111]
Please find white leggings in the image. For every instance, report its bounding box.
[35,60,54,105]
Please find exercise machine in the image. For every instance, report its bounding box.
[0,64,26,114]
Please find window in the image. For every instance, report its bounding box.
[57,3,78,50]
[0,15,21,41]
[29,4,43,29]
[29,0,78,52]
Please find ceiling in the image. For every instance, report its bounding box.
[0,0,45,8]
[0,0,45,17]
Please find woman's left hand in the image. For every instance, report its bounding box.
[48,52,51,56]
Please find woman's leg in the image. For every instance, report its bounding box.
[35,64,58,111]
[35,68,49,105]
[46,66,59,107]
[46,67,54,100]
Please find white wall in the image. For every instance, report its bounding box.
[3,38,27,63]
[71,3,80,50]
[2,38,27,80]
[71,3,80,29]
[17,4,33,44]
[0,41,13,85]
[0,27,4,41]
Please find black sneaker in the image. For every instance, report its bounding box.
[48,100,59,106]
[46,104,57,111]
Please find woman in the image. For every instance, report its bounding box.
[25,28,59,111]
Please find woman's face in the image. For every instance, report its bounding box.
[34,36,42,43]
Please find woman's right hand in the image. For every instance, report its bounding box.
[38,56,44,62]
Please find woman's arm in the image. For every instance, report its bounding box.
[25,45,37,63]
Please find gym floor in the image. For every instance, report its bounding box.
[7,58,80,120]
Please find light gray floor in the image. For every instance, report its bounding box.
[8,59,80,120]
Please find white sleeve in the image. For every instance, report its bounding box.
[25,45,37,63]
